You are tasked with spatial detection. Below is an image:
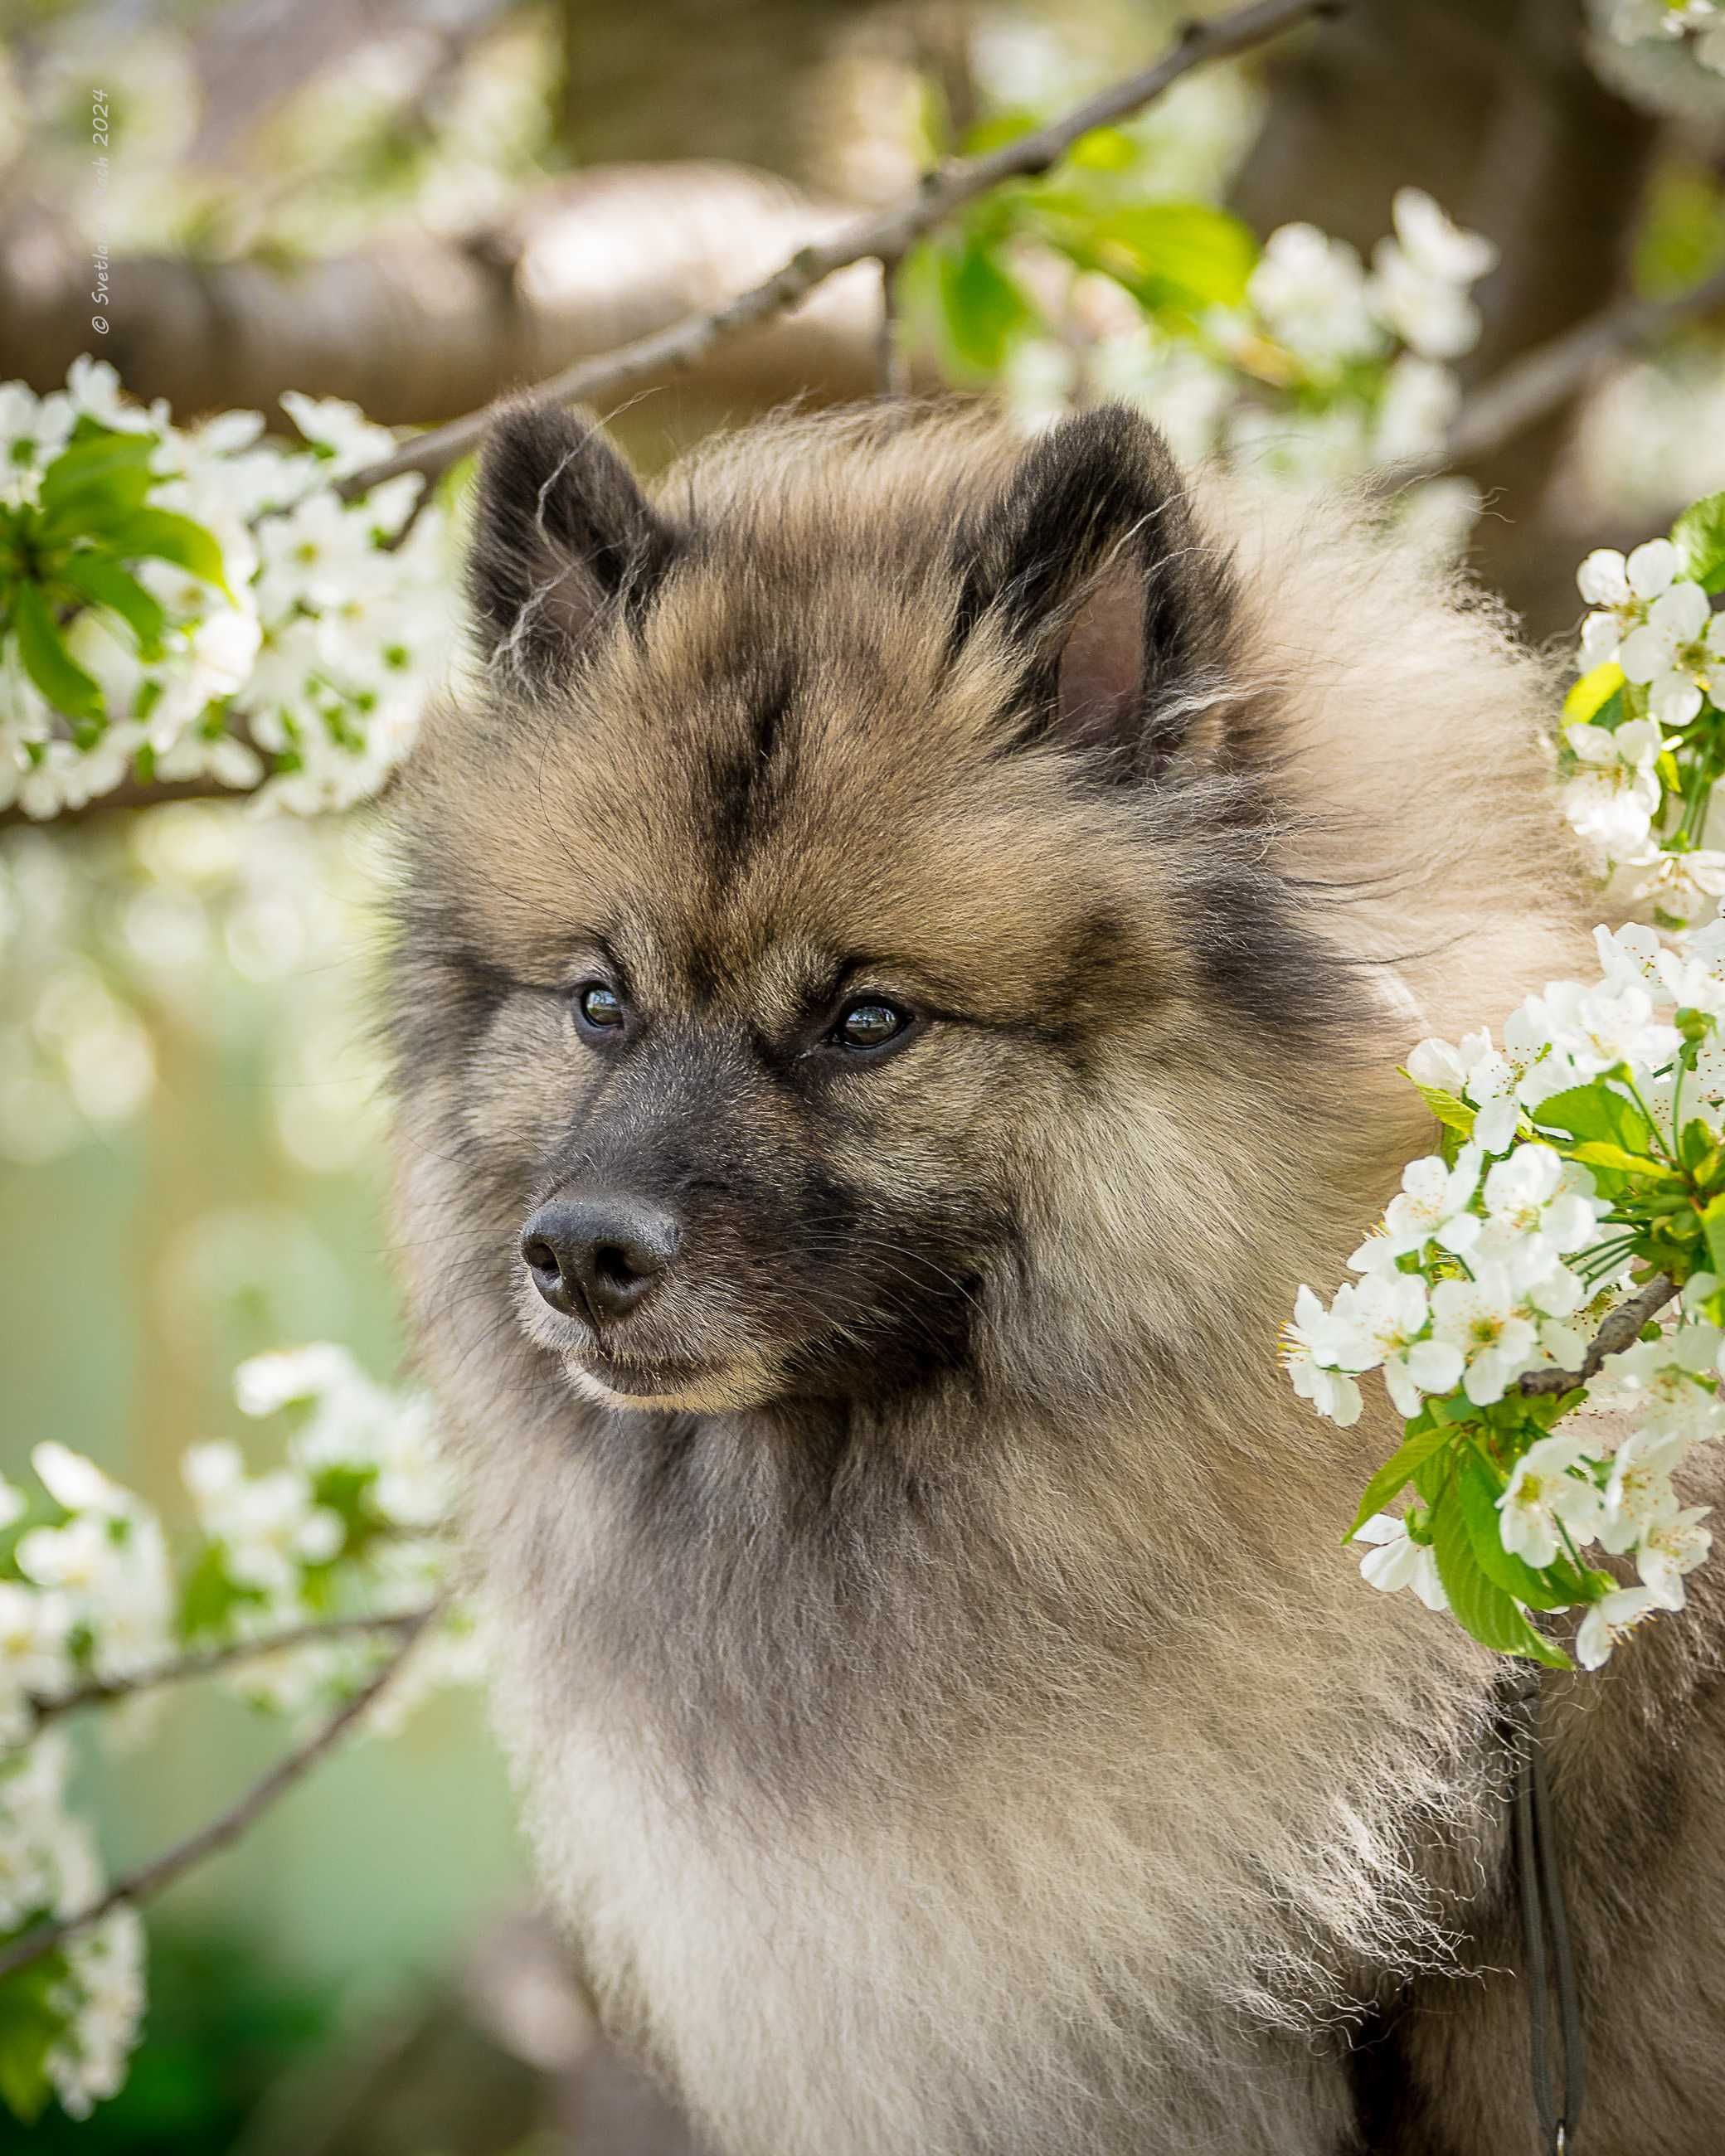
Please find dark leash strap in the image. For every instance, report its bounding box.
[1508,1661,1585,2154]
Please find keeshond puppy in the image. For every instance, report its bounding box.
[386,401,1725,2155]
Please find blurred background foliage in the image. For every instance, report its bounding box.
[2,0,1724,2147]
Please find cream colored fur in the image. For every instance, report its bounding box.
[392,409,1724,2156]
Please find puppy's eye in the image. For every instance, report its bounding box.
[573,982,625,1033]
[833,998,911,1051]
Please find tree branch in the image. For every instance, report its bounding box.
[17,1605,438,1736]
[1515,1272,1678,1399]
[339,0,1340,497]
[875,252,909,401]
[1441,266,1725,473]
[0,164,882,426]
[0,1609,434,1983]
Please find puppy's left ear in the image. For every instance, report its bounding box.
[953,405,1234,778]
[467,403,680,680]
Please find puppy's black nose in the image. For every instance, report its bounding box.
[520,1197,680,1323]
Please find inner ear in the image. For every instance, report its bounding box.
[1053,553,1147,760]
[467,403,679,678]
[953,405,1232,779]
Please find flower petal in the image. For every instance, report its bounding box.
[1576,549,1630,607]
[1627,538,1680,600]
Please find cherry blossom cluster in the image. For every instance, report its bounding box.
[0,1739,143,2118]
[1560,494,1725,920]
[1289,877,1725,1671]
[0,361,453,820]
[0,1348,469,2124]
[1225,189,1493,560]
[1007,189,1495,563]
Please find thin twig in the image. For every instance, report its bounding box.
[1437,266,1725,473]
[1515,1272,1678,1398]
[0,1610,433,1982]
[20,1605,437,1735]
[876,250,910,400]
[338,0,1338,498]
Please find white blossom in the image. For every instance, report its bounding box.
[1576,538,1692,680]
[64,355,161,436]
[279,390,401,479]
[1560,717,1664,859]
[1531,978,1679,1077]
[1475,1145,1605,1277]
[1382,1144,1483,1255]
[0,1584,74,1741]
[1594,919,1670,998]
[0,358,450,824]
[1599,1323,1725,1445]
[1637,1505,1713,1609]
[1576,1584,1659,1670]
[1618,576,1723,729]
[1355,1514,1449,1610]
[31,1442,132,1517]
[235,1341,364,1418]
[1409,1012,1561,1155]
[1329,1271,1463,1415]
[1430,1264,1539,1406]
[1634,847,1725,928]
[182,1442,343,1603]
[14,1447,173,1682]
[0,381,75,507]
[1598,1425,1689,1552]
[45,1908,145,2119]
[1497,1431,1605,1565]
[1281,1285,1364,1425]
[1246,223,1383,367]
[1373,355,1462,462]
[1367,189,1496,361]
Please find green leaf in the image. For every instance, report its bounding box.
[1430,1473,1571,1667]
[1699,1191,1725,1282]
[1037,198,1257,315]
[309,1461,375,1542]
[37,430,158,530]
[1562,663,1625,726]
[1565,1139,1683,1182]
[0,1954,69,2124]
[1529,1081,1653,1153]
[56,552,168,658]
[1066,125,1140,173]
[957,109,1042,158]
[932,235,1036,376]
[79,507,230,595]
[1403,1074,1475,1138]
[1345,1419,1456,1542]
[11,581,105,726]
[177,1541,265,1643]
[1679,1117,1718,1178]
[1673,491,1725,594]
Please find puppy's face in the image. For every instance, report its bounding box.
[390,407,1345,1416]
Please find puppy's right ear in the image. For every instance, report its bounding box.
[467,404,679,678]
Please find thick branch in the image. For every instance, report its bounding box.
[0,165,882,428]
[341,0,1339,495]
[19,1605,436,1735]
[0,1610,432,1983]
[1515,1273,1679,1399]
